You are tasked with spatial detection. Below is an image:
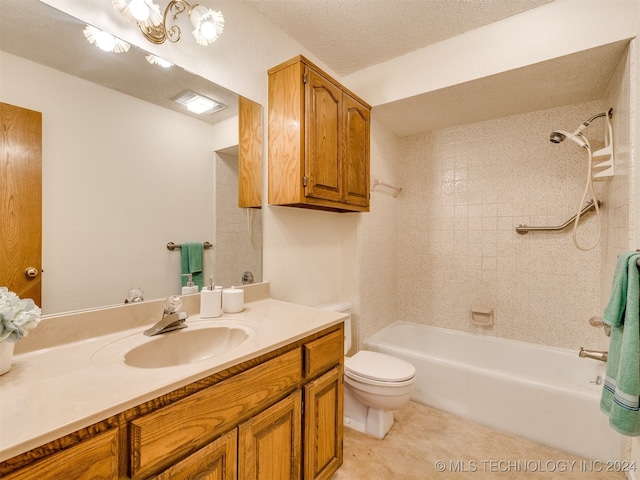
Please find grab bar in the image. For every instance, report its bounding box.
[516,200,599,235]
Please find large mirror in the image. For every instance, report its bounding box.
[0,0,262,315]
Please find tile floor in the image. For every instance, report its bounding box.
[331,401,628,479]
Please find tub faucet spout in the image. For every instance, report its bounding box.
[579,347,608,363]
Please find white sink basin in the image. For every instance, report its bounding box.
[91,319,260,369]
[125,326,250,368]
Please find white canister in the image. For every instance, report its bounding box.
[222,286,244,313]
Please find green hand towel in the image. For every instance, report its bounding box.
[601,252,640,436]
[603,252,636,327]
[180,242,204,290]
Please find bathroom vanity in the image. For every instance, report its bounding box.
[0,285,345,480]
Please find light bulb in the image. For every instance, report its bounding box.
[190,6,224,45]
[199,20,217,41]
[96,31,116,52]
[128,0,150,21]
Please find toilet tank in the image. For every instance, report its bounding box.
[314,301,351,354]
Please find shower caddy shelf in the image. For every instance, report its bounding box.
[515,200,599,235]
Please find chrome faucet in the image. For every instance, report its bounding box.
[579,347,608,363]
[144,295,188,337]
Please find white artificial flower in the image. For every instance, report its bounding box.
[0,287,42,343]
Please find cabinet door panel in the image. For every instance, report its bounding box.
[305,68,343,202]
[150,430,237,480]
[304,366,343,480]
[238,390,302,480]
[343,94,370,207]
[238,96,263,208]
[4,429,118,480]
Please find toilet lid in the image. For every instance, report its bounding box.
[345,351,415,382]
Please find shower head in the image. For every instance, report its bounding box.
[549,112,607,149]
[549,129,588,149]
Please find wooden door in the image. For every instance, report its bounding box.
[238,390,302,480]
[303,366,343,480]
[0,103,42,306]
[343,94,370,209]
[304,67,343,203]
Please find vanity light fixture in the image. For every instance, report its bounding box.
[146,54,174,68]
[113,0,225,46]
[174,91,225,115]
[83,25,130,53]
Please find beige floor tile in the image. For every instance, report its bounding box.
[332,401,627,479]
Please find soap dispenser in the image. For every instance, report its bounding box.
[200,276,221,318]
[181,274,198,295]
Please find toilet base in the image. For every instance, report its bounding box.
[344,386,395,439]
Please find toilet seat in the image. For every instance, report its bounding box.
[345,351,415,383]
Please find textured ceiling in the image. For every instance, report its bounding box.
[245,0,629,136]
[373,39,630,136]
[244,0,554,76]
[1,1,630,137]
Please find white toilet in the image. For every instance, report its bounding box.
[316,301,416,439]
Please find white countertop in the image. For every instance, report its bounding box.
[0,297,346,462]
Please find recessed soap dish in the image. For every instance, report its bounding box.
[471,307,494,327]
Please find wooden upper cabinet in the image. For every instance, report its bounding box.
[238,96,263,208]
[268,56,370,212]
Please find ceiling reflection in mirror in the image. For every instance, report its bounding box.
[0,1,238,124]
[0,0,262,315]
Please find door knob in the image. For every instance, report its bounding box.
[25,267,39,278]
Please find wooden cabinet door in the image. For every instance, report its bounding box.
[304,67,343,203]
[150,430,237,480]
[343,94,370,208]
[238,390,302,480]
[4,429,118,480]
[304,366,343,480]
[238,96,263,208]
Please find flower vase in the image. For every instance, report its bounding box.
[0,341,15,375]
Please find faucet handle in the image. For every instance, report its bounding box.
[589,316,611,337]
[164,295,183,315]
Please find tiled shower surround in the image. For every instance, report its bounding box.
[358,45,632,352]
[397,101,609,350]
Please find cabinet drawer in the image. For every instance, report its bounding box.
[150,429,237,480]
[4,429,118,480]
[130,348,302,479]
[304,327,343,378]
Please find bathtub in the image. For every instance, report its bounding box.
[363,322,621,461]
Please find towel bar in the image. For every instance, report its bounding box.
[167,241,213,251]
[371,177,403,197]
